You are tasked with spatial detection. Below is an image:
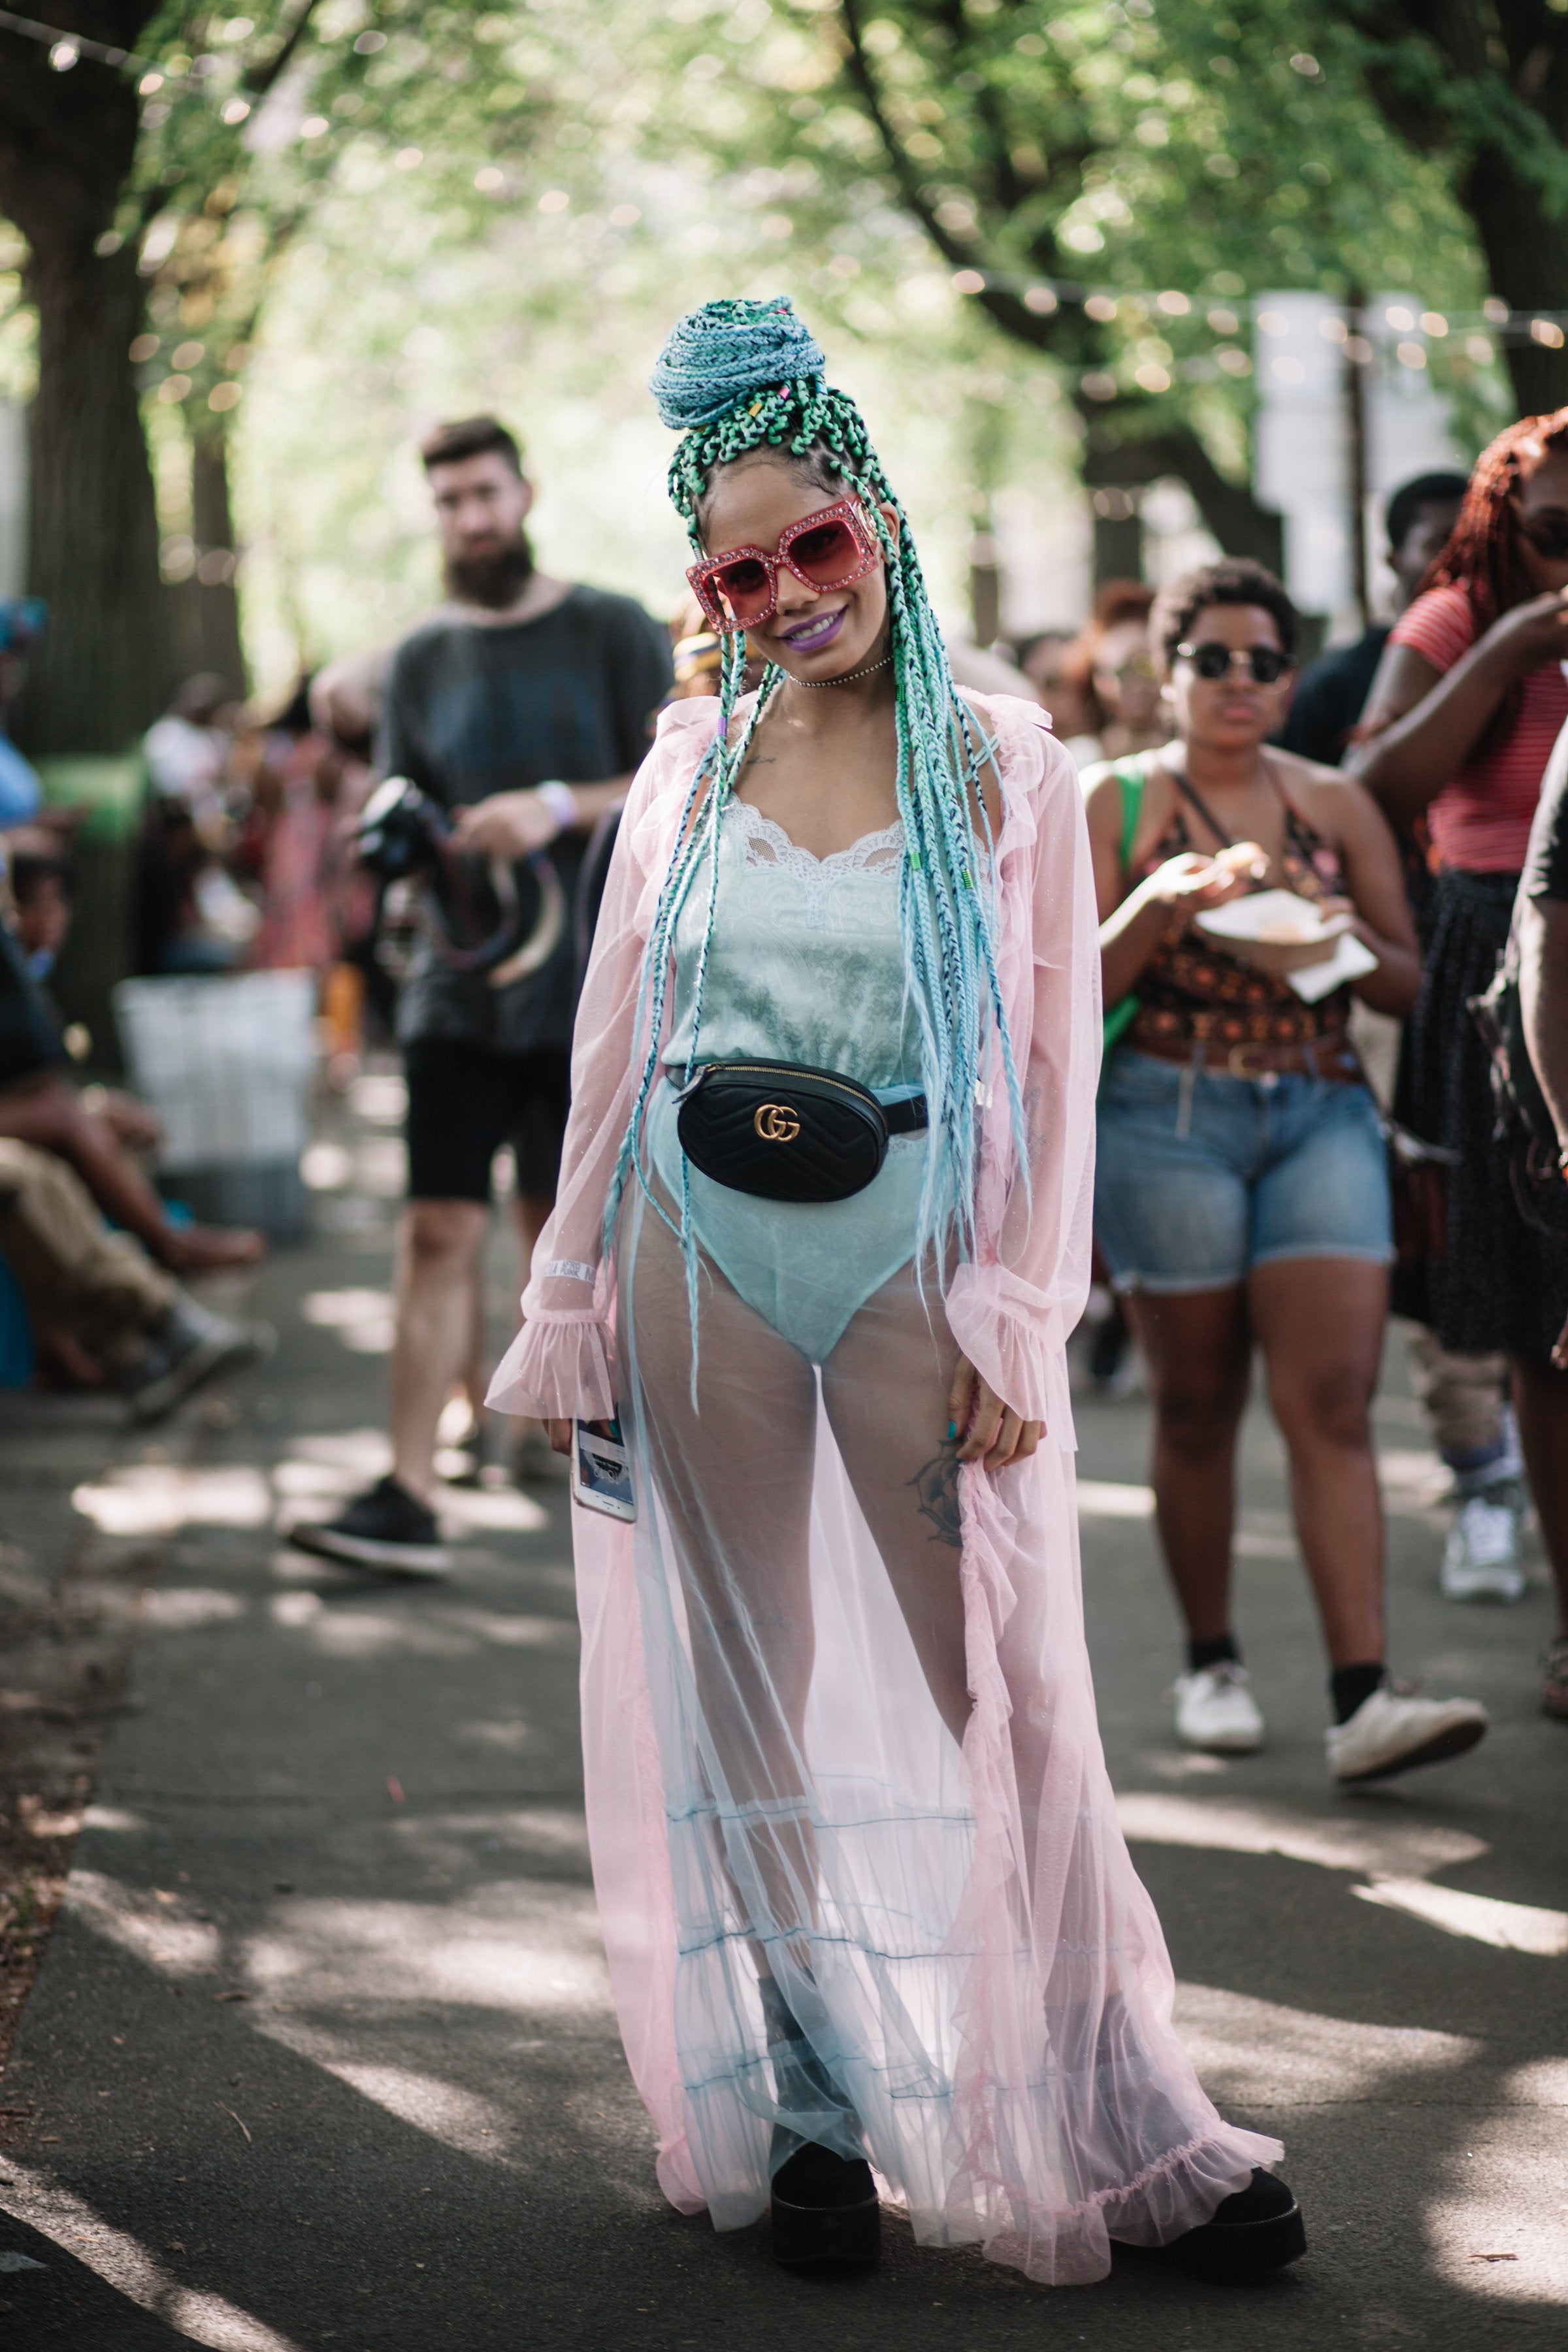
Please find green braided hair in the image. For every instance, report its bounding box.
[606,295,1026,1317]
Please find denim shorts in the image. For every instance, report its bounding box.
[1094,1051,1394,1294]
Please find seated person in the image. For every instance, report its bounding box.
[0,868,263,1274]
[0,1137,264,1421]
[8,838,73,978]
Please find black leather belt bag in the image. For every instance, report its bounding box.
[674,1058,928,1203]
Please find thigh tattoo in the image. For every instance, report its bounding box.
[909,1440,963,1548]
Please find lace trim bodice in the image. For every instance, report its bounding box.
[661,797,921,1086]
[728,800,905,915]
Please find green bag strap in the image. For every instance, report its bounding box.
[1113,754,1145,876]
[1102,756,1148,1064]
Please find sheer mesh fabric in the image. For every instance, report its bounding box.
[489,694,1281,2283]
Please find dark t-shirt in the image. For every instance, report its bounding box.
[1523,719,1568,904]
[380,585,671,1053]
[0,918,64,1088]
[1278,625,1389,767]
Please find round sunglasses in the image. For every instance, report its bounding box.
[1176,640,1294,685]
[687,499,882,634]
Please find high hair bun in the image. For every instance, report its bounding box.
[649,296,827,433]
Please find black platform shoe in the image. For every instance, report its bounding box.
[1162,2168,1306,2283]
[770,2135,881,2268]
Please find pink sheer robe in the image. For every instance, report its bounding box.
[489,691,1279,2285]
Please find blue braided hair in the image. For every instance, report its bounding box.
[607,295,1026,1324]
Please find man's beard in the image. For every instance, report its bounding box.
[445,533,535,610]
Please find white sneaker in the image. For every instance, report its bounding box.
[1173,1663,1265,1753]
[1326,1679,1488,1784]
[1440,1493,1526,1603]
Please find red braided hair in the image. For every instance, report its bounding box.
[1421,406,1568,629]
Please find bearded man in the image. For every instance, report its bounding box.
[295,415,670,1575]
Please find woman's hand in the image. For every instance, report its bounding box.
[453,789,570,858]
[1140,849,1243,915]
[948,1356,1043,1470]
[546,1417,574,1456]
[1486,588,1568,675]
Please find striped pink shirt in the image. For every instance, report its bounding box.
[1389,583,1568,874]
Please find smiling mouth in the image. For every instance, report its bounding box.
[779,606,847,651]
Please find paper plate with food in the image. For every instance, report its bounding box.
[1195,887,1380,1000]
[1196,887,1349,969]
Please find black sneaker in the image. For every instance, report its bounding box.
[770,2138,881,2269]
[1159,2168,1306,2283]
[289,1475,450,1578]
[123,1300,271,1425]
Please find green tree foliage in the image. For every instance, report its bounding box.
[698,0,1490,561]
[1347,0,1568,416]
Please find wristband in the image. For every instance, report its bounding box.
[534,780,577,837]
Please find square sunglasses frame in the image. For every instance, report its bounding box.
[686,498,883,634]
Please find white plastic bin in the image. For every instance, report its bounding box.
[114,972,318,1238]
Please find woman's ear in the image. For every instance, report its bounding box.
[877,498,900,547]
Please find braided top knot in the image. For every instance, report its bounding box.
[649,296,826,433]
[612,296,1026,1298]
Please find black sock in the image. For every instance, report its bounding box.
[1330,1662,1386,1725]
[1188,1633,1241,1674]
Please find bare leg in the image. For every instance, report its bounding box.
[1512,1355,1568,1640]
[459,1258,487,1435]
[493,1188,556,1450]
[459,1190,555,1433]
[1122,1286,1252,1648]
[390,1198,489,1502]
[819,1266,972,1742]
[0,1074,262,1271]
[623,1200,822,1954]
[1248,1258,1388,1667]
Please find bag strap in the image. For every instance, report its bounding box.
[1114,756,1146,876]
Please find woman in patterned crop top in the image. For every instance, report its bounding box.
[1352,412,1568,1724]
[1084,557,1487,1787]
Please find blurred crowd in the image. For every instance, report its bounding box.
[1,418,1567,1755]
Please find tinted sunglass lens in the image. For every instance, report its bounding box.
[713,557,772,619]
[1186,643,1288,683]
[1526,517,1568,559]
[791,519,858,582]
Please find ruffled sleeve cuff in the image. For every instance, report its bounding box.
[485,1310,617,1421]
[945,1264,1077,1451]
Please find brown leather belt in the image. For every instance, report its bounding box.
[1126,1034,1364,1083]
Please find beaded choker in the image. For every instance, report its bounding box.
[790,651,894,689]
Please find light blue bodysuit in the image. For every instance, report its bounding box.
[647,798,929,1362]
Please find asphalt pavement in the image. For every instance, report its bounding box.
[0,1068,1563,2349]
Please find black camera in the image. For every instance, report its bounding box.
[353,776,453,881]
[353,776,564,983]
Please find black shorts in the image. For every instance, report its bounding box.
[403,1039,571,1204]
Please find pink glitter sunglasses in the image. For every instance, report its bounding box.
[686,499,882,634]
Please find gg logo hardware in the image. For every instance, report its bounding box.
[753,1102,801,1144]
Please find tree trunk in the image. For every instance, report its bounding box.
[15,238,170,752]
[1081,417,1285,573]
[1357,1,1568,421]
[191,425,247,696]
[1460,149,1568,419]
[0,24,171,753]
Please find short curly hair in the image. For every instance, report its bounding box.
[1149,557,1299,673]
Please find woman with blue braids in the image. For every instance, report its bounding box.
[489,299,1302,2289]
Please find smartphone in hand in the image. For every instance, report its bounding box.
[572,1417,635,1521]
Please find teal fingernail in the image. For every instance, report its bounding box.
[947,1421,957,1441]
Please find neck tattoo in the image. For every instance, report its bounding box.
[790,650,894,689]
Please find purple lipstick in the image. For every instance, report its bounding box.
[780,604,847,653]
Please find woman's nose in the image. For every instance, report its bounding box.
[773,567,819,612]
